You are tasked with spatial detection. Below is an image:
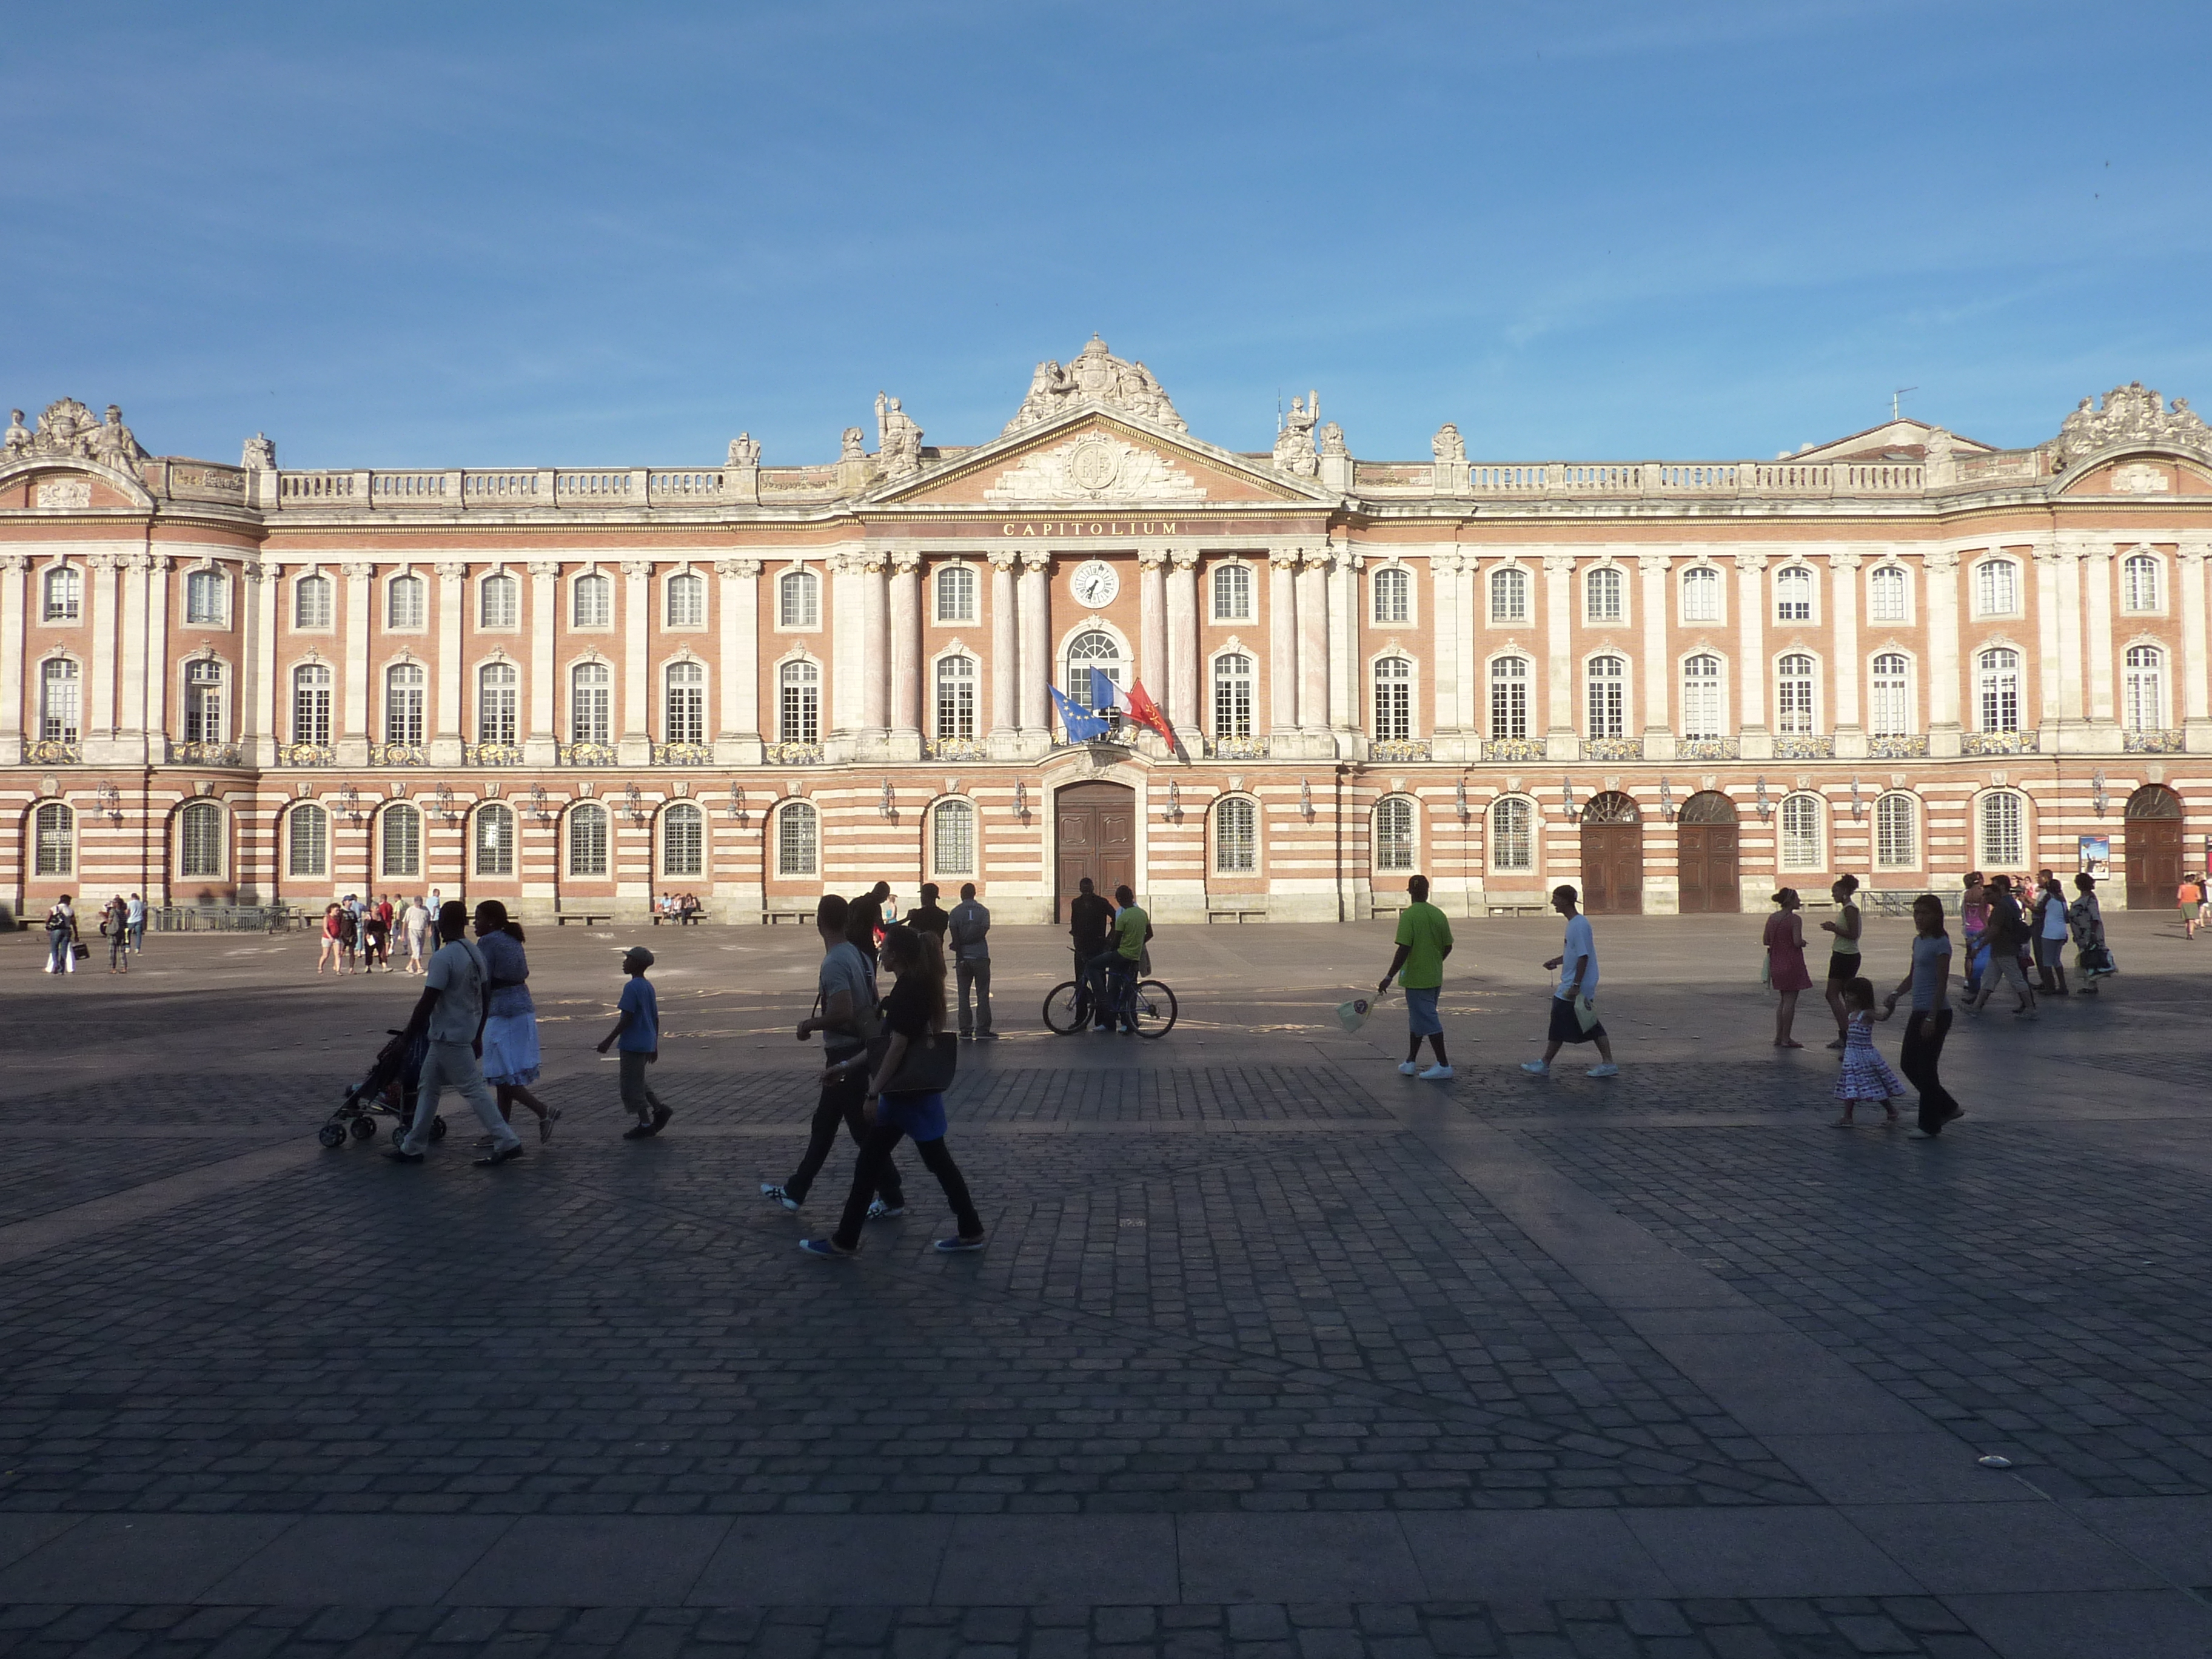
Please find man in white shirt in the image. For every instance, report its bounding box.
[386,901,525,1167]
[1521,884,1619,1079]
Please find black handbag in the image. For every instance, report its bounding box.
[865,1025,958,1095]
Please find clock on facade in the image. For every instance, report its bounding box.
[1071,559,1119,608]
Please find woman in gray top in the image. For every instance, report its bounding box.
[1883,893,1962,1137]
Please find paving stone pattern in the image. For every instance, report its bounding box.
[0,1135,269,1226]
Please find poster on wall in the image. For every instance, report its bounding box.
[2078,835,2111,880]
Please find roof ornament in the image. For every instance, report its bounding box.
[2051,382,2212,470]
[4,398,147,472]
[1002,336,1185,436]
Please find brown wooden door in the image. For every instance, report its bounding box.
[1677,823,1740,914]
[1580,823,1644,915]
[1055,782,1136,922]
[2127,818,2182,912]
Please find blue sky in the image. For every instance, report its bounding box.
[7,1,2209,469]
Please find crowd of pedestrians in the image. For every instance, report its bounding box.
[317,893,448,976]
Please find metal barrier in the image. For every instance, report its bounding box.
[150,906,299,934]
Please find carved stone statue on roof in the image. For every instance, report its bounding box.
[3,410,28,457]
[840,426,866,462]
[1273,392,1319,478]
[1431,422,1466,464]
[1318,421,1346,458]
[242,432,277,471]
[87,406,148,475]
[2051,381,2212,469]
[875,392,923,480]
[726,432,760,467]
[1002,336,1187,435]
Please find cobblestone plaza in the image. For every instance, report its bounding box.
[2,913,2208,1656]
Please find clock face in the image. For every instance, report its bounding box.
[1072,559,1119,608]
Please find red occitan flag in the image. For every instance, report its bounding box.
[1124,680,1176,746]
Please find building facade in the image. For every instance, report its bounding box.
[4,347,2211,927]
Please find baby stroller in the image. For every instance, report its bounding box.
[318,1027,446,1148]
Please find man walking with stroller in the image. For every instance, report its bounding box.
[384,901,525,1168]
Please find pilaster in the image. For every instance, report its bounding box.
[432,561,466,765]
[1829,548,1862,757]
[2083,537,2119,746]
[1296,548,1329,735]
[1017,551,1050,745]
[1267,549,1298,736]
[0,555,24,765]
[1541,552,1575,761]
[1165,549,1199,742]
[714,557,763,765]
[1732,551,1768,745]
[525,560,560,765]
[887,548,922,760]
[246,559,278,766]
[86,553,121,759]
[1327,546,1358,736]
[618,558,652,764]
[1637,551,1670,748]
[987,550,1019,754]
[2181,543,2211,751]
[339,561,373,766]
[1923,546,1961,756]
[118,552,150,760]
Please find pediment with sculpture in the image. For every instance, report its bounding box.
[2051,382,2212,471]
[879,414,1320,508]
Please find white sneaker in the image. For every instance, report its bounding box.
[1416,1064,1454,1081]
[1520,1060,1549,1075]
[1397,1061,1419,1075]
[1586,1063,1620,1079]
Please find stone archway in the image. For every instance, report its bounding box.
[1579,791,1643,915]
[1675,791,1741,914]
[2124,784,2184,912]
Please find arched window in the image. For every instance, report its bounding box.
[571,661,612,744]
[387,574,426,631]
[1778,793,1822,870]
[1874,793,1917,869]
[381,803,422,877]
[1585,655,1625,738]
[1489,657,1529,741]
[1212,563,1252,622]
[475,802,515,876]
[1373,656,1414,742]
[1214,796,1257,873]
[779,660,820,743]
[1869,653,1910,737]
[478,662,519,745]
[184,660,226,742]
[1774,566,1813,622]
[1976,648,2020,732]
[1680,565,1720,622]
[1681,654,1723,739]
[1489,565,1528,622]
[1490,797,1533,871]
[932,797,976,876]
[184,569,226,626]
[2122,553,2161,613]
[39,659,81,741]
[568,802,609,876]
[1775,653,1815,735]
[292,663,332,746]
[776,801,817,876]
[777,568,819,628]
[293,573,332,629]
[935,565,976,623]
[1373,566,1410,624]
[1213,653,1253,739]
[287,803,328,877]
[386,662,427,747]
[1979,791,2024,868]
[2123,644,2165,731]
[1974,558,2018,617]
[665,660,706,743]
[479,572,519,629]
[572,572,612,628]
[662,801,705,878]
[665,572,706,628]
[33,802,73,876]
[934,655,977,742]
[1063,629,1125,726]
[1586,566,1623,622]
[42,566,81,623]
[1375,796,1416,872]
[1868,565,1908,622]
[178,800,224,879]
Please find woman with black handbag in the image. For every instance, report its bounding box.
[800,923,987,1259]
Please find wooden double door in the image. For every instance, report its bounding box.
[2125,786,2184,911]
[1577,794,1644,915]
[1675,791,1741,914]
[1055,782,1135,923]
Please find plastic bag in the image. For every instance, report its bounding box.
[1336,993,1387,1033]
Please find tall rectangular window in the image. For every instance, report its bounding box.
[1490,798,1532,870]
[1488,658,1528,741]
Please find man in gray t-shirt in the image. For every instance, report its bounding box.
[386,901,523,1166]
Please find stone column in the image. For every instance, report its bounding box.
[1542,552,1576,760]
[1430,551,1461,742]
[1829,549,1862,756]
[1924,548,1961,756]
[526,561,560,764]
[1296,549,1329,740]
[1166,549,1199,740]
[2084,540,2117,738]
[118,553,150,759]
[87,554,121,754]
[1453,554,1480,735]
[988,550,1018,751]
[889,549,922,758]
[1733,552,1769,759]
[338,561,373,766]
[1018,551,1051,739]
[246,560,278,766]
[1267,550,1299,735]
[2033,541,2063,746]
[2181,543,2211,749]
[433,561,466,764]
[860,552,890,739]
[830,552,865,740]
[1327,548,1358,739]
[2053,541,2085,724]
[144,555,171,757]
[1637,551,1672,759]
[620,559,652,763]
[0,555,25,765]
[1138,548,1167,697]
[714,558,763,763]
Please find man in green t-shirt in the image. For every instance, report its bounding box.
[1090,884,1153,1034]
[1377,874,1454,1079]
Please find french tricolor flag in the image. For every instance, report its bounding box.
[1088,669,1178,748]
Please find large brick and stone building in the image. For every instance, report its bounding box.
[5,344,2210,926]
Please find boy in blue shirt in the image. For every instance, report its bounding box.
[596,945,672,1140]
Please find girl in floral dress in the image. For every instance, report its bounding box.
[1833,977,1907,1127]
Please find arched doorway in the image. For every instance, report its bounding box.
[1675,791,1741,914]
[2125,784,2184,911]
[1054,781,1135,922]
[1579,791,1643,915]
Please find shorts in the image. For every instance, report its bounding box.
[1547,994,1606,1045]
[1403,985,1442,1036]
[2184,905,2198,924]
[1826,952,1862,985]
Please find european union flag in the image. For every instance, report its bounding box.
[1050,684,1109,742]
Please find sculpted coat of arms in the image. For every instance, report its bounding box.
[1002,337,1186,435]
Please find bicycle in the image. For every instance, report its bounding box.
[1044,953,1178,1039]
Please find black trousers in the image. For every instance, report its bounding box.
[833,1125,982,1251]
[785,1068,903,1208]
[1901,1009,1959,1134]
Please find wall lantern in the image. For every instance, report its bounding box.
[1754,776,1772,822]
[96,782,122,823]
[1165,780,1181,819]
[1299,777,1314,819]
[1455,777,1469,820]
[1013,779,1029,819]
[728,785,746,823]
[1849,776,1863,821]
[1559,775,1578,823]
[2091,769,2109,818]
[528,783,551,823]
[624,782,648,825]
[338,783,362,822]
[436,782,457,822]
[879,777,896,820]
[1658,777,1675,822]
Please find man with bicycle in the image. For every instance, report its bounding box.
[1068,877,1115,1030]
[1087,885,1152,1036]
